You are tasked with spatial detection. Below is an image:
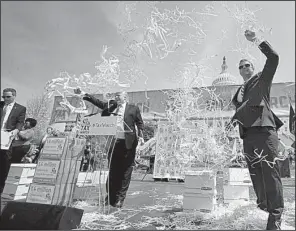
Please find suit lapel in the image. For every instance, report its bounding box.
[0,102,4,115]
[7,103,18,122]
[124,103,129,122]
[232,87,241,108]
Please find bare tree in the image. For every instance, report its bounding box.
[26,93,52,142]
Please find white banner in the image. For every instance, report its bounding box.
[79,115,117,135]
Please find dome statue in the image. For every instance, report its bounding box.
[212,56,237,86]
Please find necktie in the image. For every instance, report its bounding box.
[114,105,122,116]
[237,85,245,103]
[1,105,8,129]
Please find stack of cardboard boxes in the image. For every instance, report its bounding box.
[1,164,36,212]
[26,137,85,206]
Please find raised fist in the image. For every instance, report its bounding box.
[244,30,256,42]
[74,88,82,95]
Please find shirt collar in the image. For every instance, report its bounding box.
[119,102,127,108]
[5,101,15,107]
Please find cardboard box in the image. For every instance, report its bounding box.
[77,172,93,185]
[183,192,216,212]
[26,183,77,206]
[26,183,55,204]
[40,137,67,159]
[91,171,109,185]
[73,185,106,201]
[6,176,34,185]
[281,178,295,187]
[2,183,30,200]
[33,159,81,185]
[33,160,60,184]
[40,137,85,160]
[8,164,36,179]
[185,170,216,190]
[227,168,252,186]
[223,185,249,200]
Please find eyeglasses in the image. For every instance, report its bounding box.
[239,63,251,70]
[2,96,12,99]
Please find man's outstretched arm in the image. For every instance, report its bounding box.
[245,30,279,84]
[74,88,107,109]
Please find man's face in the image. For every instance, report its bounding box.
[114,92,126,105]
[2,91,15,104]
[239,61,254,81]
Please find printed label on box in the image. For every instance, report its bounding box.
[26,184,55,204]
[41,137,66,157]
[33,160,60,184]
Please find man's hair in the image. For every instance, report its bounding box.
[115,91,129,102]
[3,88,16,96]
[25,118,37,128]
[239,59,254,69]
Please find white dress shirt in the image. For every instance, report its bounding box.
[112,102,126,139]
[1,101,16,130]
[237,85,245,103]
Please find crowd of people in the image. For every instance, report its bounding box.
[1,29,295,230]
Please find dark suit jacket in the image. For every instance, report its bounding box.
[83,94,144,149]
[0,101,26,132]
[231,41,284,138]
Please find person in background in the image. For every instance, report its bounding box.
[80,141,91,172]
[229,30,284,230]
[11,118,37,163]
[0,88,26,194]
[31,126,55,163]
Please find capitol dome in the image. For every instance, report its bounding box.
[212,56,237,86]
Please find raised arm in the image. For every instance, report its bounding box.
[258,41,279,84]
[18,129,34,141]
[83,93,107,110]
[245,30,279,84]
[74,88,108,110]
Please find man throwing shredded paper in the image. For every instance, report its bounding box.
[229,30,284,230]
[75,88,144,208]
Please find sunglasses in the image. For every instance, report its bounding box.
[2,96,12,99]
[239,63,251,70]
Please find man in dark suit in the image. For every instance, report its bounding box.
[0,88,26,193]
[229,30,284,230]
[76,89,144,208]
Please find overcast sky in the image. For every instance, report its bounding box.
[1,1,295,106]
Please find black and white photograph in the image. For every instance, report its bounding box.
[1,1,295,230]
